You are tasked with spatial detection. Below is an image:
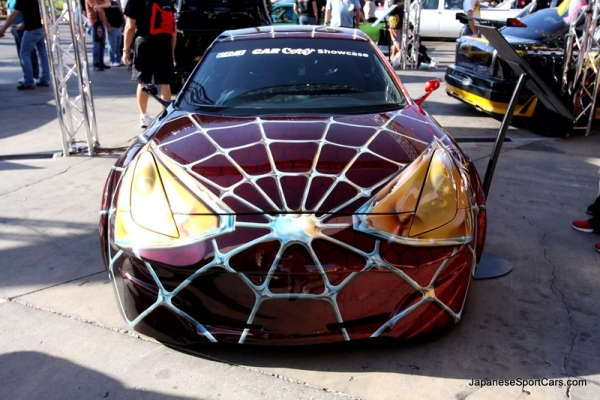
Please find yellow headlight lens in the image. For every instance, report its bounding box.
[410,147,458,236]
[354,141,472,246]
[131,152,179,237]
[114,145,231,249]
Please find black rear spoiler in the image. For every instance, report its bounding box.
[455,12,512,29]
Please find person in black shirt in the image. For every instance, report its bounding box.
[122,0,176,128]
[0,0,51,90]
[387,0,404,61]
[294,0,319,25]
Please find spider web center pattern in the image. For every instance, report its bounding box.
[108,113,474,343]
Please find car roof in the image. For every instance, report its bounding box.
[216,25,372,43]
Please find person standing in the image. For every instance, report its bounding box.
[6,0,39,84]
[122,0,176,128]
[86,0,112,71]
[324,0,363,29]
[0,0,51,90]
[294,0,319,25]
[572,168,600,252]
[387,0,403,61]
[462,0,480,36]
[363,0,377,22]
[105,0,125,66]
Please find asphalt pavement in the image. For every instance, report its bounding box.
[1,35,600,400]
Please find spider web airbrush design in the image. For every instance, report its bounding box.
[108,114,475,343]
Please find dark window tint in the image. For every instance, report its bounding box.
[177,37,406,116]
[422,0,439,10]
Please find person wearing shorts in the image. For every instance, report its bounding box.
[122,0,176,127]
[387,0,403,61]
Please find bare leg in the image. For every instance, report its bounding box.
[159,84,172,108]
[390,43,401,59]
[136,83,149,114]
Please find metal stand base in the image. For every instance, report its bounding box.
[474,252,513,280]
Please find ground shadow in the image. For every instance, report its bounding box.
[0,217,105,299]
[0,351,196,400]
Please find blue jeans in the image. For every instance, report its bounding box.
[92,24,106,66]
[299,15,317,25]
[12,27,39,80]
[106,27,123,64]
[20,28,50,86]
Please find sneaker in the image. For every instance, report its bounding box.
[595,243,600,253]
[93,65,104,71]
[16,84,35,90]
[100,64,111,69]
[18,78,38,84]
[572,219,594,233]
[140,113,153,128]
[36,81,50,87]
[110,62,123,67]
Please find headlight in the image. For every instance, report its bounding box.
[353,140,472,246]
[114,145,234,249]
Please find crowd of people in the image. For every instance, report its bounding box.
[0,0,175,128]
[0,0,419,96]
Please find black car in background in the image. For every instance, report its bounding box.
[445,6,589,135]
[173,0,272,91]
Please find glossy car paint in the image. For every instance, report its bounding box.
[99,26,487,346]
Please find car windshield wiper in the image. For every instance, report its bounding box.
[239,83,366,97]
[184,81,216,106]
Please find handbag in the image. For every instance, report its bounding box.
[105,1,125,28]
[377,28,389,46]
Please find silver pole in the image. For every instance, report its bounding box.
[39,0,99,156]
[400,0,422,69]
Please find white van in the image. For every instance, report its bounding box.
[418,0,534,38]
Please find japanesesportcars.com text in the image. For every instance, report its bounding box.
[469,378,587,388]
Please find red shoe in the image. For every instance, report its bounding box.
[595,243,600,253]
[16,84,35,90]
[572,219,594,233]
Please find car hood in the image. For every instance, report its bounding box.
[134,107,457,217]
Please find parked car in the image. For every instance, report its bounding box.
[173,0,272,92]
[419,0,535,38]
[269,1,298,24]
[99,25,487,346]
[445,5,588,135]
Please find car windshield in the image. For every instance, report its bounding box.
[501,8,567,41]
[176,37,407,116]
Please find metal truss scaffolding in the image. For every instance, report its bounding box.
[562,0,600,135]
[400,0,422,69]
[40,0,99,156]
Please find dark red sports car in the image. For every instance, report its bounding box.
[99,25,487,345]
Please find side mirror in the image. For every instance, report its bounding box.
[414,79,440,105]
[142,84,172,107]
